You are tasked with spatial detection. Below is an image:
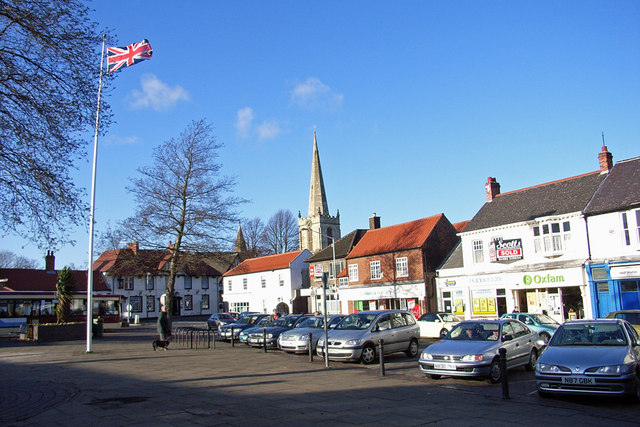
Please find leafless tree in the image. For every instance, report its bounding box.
[0,0,113,248]
[0,250,39,268]
[241,217,268,258]
[122,119,245,322]
[264,209,299,254]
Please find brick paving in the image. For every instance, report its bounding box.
[0,322,638,426]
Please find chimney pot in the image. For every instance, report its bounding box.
[45,251,55,271]
[369,213,381,230]
[598,145,613,174]
[485,177,501,201]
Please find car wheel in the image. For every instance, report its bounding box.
[360,344,376,365]
[430,374,442,380]
[539,332,550,344]
[406,338,419,358]
[627,371,640,402]
[488,358,502,383]
[525,349,537,372]
[439,328,449,338]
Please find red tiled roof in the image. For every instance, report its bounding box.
[453,220,470,233]
[346,214,444,259]
[223,250,305,276]
[0,268,109,293]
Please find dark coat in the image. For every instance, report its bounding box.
[157,311,170,339]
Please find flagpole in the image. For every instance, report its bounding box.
[86,35,106,353]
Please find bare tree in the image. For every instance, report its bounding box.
[241,217,268,258]
[122,119,244,322]
[264,209,299,254]
[0,0,113,248]
[0,249,39,268]
[95,220,126,254]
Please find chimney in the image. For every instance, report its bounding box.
[598,145,613,174]
[485,177,501,201]
[45,251,55,271]
[128,242,139,254]
[369,213,381,230]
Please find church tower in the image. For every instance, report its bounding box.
[298,131,341,253]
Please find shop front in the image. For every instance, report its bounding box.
[339,281,426,317]
[437,267,589,323]
[587,261,640,318]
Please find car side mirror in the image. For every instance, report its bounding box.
[503,334,513,341]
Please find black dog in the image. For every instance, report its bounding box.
[152,340,169,351]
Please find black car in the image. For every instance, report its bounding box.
[219,313,271,340]
[246,314,311,348]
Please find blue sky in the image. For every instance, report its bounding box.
[3,1,639,269]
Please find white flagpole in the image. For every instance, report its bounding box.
[86,35,106,353]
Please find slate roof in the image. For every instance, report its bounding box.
[346,214,446,259]
[438,242,464,270]
[465,171,606,232]
[305,229,368,263]
[584,156,640,215]
[0,268,109,293]
[223,250,306,277]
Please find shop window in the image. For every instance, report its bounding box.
[184,295,193,311]
[130,296,142,313]
[396,257,408,277]
[472,240,484,263]
[349,264,358,282]
[370,261,382,280]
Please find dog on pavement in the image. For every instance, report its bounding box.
[152,340,169,351]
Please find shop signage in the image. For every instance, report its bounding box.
[523,273,565,285]
[611,266,640,280]
[444,279,456,287]
[490,238,523,262]
[309,266,315,278]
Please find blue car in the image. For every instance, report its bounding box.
[501,313,559,343]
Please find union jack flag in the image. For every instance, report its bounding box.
[106,39,153,73]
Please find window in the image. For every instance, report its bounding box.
[349,264,358,282]
[473,240,484,263]
[118,277,134,290]
[622,210,640,247]
[144,275,153,290]
[130,296,142,312]
[533,221,571,254]
[184,295,193,311]
[227,280,232,291]
[329,260,345,280]
[243,278,248,290]
[396,257,408,277]
[230,302,249,313]
[339,277,348,286]
[201,294,209,310]
[146,295,155,312]
[279,276,284,287]
[370,261,382,280]
[184,276,192,289]
[261,277,266,288]
[201,277,209,289]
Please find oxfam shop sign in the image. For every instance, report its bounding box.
[523,273,565,285]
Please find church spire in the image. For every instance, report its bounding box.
[234,224,247,254]
[308,130,329,217]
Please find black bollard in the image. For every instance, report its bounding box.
[379,339,385,376]
[231,327,235,347]
[499,347,510,399]
[263,328,267,353]
[308,333,314,362]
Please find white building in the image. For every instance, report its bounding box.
[222,250,311,314]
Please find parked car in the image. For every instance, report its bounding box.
[418,319,543,383]
[417,312,462,338]
[278,314,345,354]
[536,318,640,400]
[316,310,420,364]
[219,313,270,341]
[239,316,275,344]
[501,312,559,343]
[246,314,311,348]
[606,310,640,335]
[206,312,236,331]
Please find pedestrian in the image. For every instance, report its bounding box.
[272,309,280,320]
[157,305,171,341]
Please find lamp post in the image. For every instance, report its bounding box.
[301,227,336,368]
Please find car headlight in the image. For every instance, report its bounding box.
[345,339,361,346]
[537,363,569,373]
[266,333,274,338]
[300,335,309,341]
[586,365,631,375]
[461,354,483,362]
[421,352,433,360]
[317,338,324,346]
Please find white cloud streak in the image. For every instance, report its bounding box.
[256,120,282,140]
[235,107,254,138]
[129,74,190,111]
[290,77,343,110]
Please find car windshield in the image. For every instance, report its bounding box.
[234,315,255,325]
[328,316,344,327]
[447,322,500,341]
[296,317,323,328]
[255,318,273,327]
[335,313,377,330]
[529,314,559,325]
[549,323,627,346]
[273,316,299,328]
[613,312,640,325]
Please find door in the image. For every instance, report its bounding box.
[595,282,613,318]
[500,322,520,368]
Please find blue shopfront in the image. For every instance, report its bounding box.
[587,262,640,317]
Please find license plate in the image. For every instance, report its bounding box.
[280,340,293,346]
[562,377,594,385]
[434,363,456,370]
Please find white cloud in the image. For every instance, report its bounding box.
[104,135,139,146]
[256,120,282,140]
[235,107,254,138]
[129,74,190,111]
[290,77,343,110]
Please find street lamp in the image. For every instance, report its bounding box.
[301,227,336,368]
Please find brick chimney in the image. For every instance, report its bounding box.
[369,213,381,230]
[598,145,613,174]
[485,177,501,202]
[128,242,139,254]
[45,250,55,271]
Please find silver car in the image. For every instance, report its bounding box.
[316,310,420,364]
[278,314,345,354]
[418,319,543,383]
[536,318,640,400]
